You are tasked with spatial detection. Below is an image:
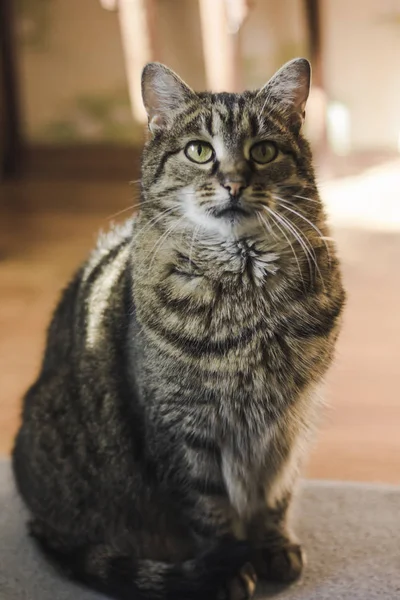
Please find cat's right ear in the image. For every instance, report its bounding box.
[141,63,195,134]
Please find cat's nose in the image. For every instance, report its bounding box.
[222,180,247,199]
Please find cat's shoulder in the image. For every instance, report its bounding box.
[81,218,135,274]
[95,217,135,255]
[61,217,135,310]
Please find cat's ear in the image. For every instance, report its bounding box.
[141,63,196,134]
[258,58,311,129]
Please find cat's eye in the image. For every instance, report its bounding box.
[185,141,214,164]
[250,141,278,164]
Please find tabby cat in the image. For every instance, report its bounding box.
[13,59,345,600]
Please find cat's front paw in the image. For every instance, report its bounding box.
[218,562,257,600]
[252,541,304,583]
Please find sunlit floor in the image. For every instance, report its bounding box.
[1,161,399,483]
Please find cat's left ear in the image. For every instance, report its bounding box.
[142,63,196,134]
[258,58,311,130]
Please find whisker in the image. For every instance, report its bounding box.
[106,204,140,221]
[105,197,161,221]
[147,216,186,272]
[256,211,276,240]
[137,205,181,238]
[260,209,305,289]
[275,185,320,203]
[189,225,201,268]
[269,207,315,279]
[107,188,194,234]
[274,196,332,264]
[269,206,326,291]
[292,193,320,204]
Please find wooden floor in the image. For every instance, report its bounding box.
[1,180,400,483]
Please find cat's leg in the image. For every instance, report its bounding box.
[246,390,320,583]
[172,435,257,599]
[168,460,256,600]
[247,490,304,584]
[179,494,257,600]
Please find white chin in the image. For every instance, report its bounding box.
[189,209,258,239]
[180,187,258,238]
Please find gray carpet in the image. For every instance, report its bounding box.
[1,460,399,600]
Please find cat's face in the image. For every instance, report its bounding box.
[141,60,318,241]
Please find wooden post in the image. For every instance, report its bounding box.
[117,0,158,123]
[100,0,159,123]
[303,0,328,160]
[198,0,242,92]
[0,0,23,179]
[304,0,324,90]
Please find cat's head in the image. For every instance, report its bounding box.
[140,59,317,241]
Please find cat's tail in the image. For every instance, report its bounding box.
[33,532,251,600]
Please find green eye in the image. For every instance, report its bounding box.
[250,141,277,164]
[185,141,214,164]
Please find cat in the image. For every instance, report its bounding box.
[13,58,345,600]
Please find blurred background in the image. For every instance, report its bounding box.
[1,0,399,482]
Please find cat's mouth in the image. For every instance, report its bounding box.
[210,203,251,221]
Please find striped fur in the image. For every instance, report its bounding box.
[13,59,345,600]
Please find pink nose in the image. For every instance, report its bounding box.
[222,181,246,197]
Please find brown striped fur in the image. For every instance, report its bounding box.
[13,59,345,600]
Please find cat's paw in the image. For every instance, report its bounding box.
[252,541,304,583]
[218,563,257,600]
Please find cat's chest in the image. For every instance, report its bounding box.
[166,242,280,311]
[164,265,275,342]
[219,417,276,517]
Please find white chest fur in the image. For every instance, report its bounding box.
[220,426,274,518]
[221,449,263,518]
[220,386,319,519]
